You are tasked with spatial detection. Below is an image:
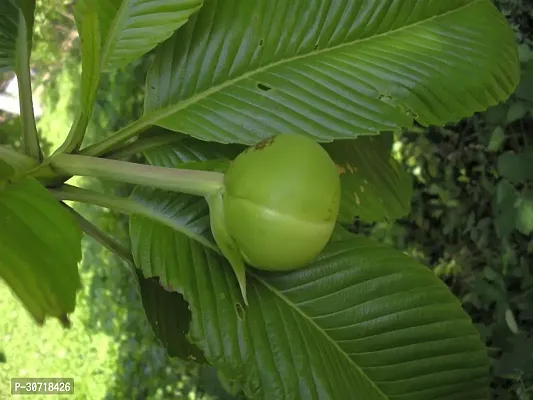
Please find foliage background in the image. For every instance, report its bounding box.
[0,0,532,399]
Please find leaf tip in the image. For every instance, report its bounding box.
[58,313,72,329]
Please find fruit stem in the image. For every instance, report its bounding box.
[50,154,224,197]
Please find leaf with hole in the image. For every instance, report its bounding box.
[0,178,82,325]
[141,0,519,144]
[130,214,490,399]
[136,268,206,362]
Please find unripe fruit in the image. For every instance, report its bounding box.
[223,134,341,271]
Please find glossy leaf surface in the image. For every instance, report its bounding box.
[143,0,519,144]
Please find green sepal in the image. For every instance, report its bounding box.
[206,189,248,306]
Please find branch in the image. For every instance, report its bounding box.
[106,133,183,160]
[79,116,153,157]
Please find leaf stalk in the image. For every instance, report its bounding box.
[15,9,41,161]
[50,154,224,197]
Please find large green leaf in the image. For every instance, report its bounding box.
[324,134,413,223]
[130,216,490,399]
[0,178,82,325]
[141,0,519,145]
[61,0,203,153]
[74,0,204,71]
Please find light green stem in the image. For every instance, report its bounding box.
[16,10,41,161]
[79,116,152,157]
[106,133,183,160]
[64,204,135,268]
[50,154,224,197]
[53,112,90,155]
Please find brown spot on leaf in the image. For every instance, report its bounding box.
[355,192,361,205]
[337,163,358,175]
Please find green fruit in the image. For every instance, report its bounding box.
[223,134,341,271]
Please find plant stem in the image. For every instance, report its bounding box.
[106,132,183,160]
[50,185,219,253]
[16,9,41,161]
[64,204,136,268]
[0,145,38,171]
[53,112,90,155]
[79,116,152,157]
[50,154,224,197]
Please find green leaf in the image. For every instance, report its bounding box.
[142,0,519,144]
[143,134,243,167]
[324,135,413,223]
[497,148,533,183]
[486,126,506,152]
[136,268,206,362]
[494,179,519,238]
[515,190,533,236]
[506,101,529,124]
[74,0,204,71]
[0,159,14,181]
[0,0,35,73]
[55,5,103,155]
[130,221,490,399]
[61,1,203,153]
[0,178,82,325]
[130,186,217,253]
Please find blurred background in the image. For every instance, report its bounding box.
[0,1,531,399]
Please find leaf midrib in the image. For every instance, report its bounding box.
[248,265,390,400]
[142,0,483,129]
